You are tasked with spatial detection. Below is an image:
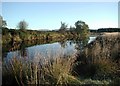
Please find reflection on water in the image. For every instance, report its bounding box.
[3,36,96,62]
[4,41,77,62]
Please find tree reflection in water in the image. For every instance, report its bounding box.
[58,40,67,48]
[19,42,28,59]
[58,37,89,55]
[72,37,89,53]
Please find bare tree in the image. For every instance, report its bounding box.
[17,20,28,30]
[59,21,68,32]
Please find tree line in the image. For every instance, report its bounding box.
[90,28,120,33]
[1,15,90,44]
[1,15,89,34]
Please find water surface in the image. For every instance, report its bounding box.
[3,36,96,62]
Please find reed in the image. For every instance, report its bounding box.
[73,33,120,80]
[2,33,120,85]
[2,52,81,85]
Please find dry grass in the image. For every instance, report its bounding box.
[3,55,113,85]
[74,33,120,80]
[2,52,80,85]
[2,32,120,85]
[85,32,120,60]
[103,32,119,36]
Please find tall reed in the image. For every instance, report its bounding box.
[2,52,81,85]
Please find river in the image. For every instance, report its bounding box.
[3,36,97,62]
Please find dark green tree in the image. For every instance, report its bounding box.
[75,20,89,38]
[69,26,75,31]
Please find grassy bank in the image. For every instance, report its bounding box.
[3,53,112,85]
[2,27,87,44]
[3,53,80,85]
[2,37,68,53]
[2,33,120,85]
[73,32,120,83]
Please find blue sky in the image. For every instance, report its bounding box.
[118,1,120,28]
[2,2,118,30]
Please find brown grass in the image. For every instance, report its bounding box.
[2,52,80,85]
[2,32,120,85]
[73,33,120,79]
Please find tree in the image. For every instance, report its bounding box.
[0,15,7,28]
[59,21,68,32]
[2,20,7,27]
[75,20,89,38]
[17,20,28,30]
[69,26,75,31]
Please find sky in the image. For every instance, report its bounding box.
[118,1,120,28]
[2,2,118,30]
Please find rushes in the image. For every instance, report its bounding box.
[73,33,120,80]
[2,32,120,85]
[2,53,77,85]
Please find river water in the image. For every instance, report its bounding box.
[3,36,97,62]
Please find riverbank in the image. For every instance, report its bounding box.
[74,32,120,82]
[2,28,89,44]
[2,32,120,85]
